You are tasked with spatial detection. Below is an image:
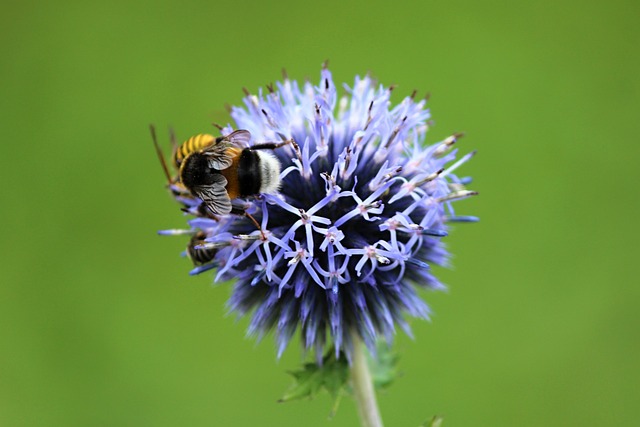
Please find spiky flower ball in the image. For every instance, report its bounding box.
[161,67,477,362]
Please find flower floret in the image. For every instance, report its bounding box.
[160,67,477,360]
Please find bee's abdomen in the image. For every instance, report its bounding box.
[187,232,217,265]
[174,134,215,167]
[191,248,216,265]
[237,149,261,197]
[188,245,217,265]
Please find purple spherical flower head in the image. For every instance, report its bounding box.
[162,67,477,363]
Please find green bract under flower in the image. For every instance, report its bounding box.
[159,67,477,362]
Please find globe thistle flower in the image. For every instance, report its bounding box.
[160,66,477,363]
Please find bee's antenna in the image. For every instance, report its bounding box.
[168,126,178,159]
[149,124,173,184]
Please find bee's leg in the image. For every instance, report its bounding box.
[248,138,295,151]
[188,203,221,221]
[245,212,266,240]
[229,204,266,240]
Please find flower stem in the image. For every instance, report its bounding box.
[350,333,384,427]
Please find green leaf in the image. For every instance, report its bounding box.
[366,342,400,390]
[279,351,349,416]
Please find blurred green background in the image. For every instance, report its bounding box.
[2,0,639,425]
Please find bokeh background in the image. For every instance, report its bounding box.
[2,0,639,425]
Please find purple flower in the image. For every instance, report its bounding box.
[160,66,477,362]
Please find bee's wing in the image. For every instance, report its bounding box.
[201,142,235,170]
[224,130,252,147]
[201,130,250,170]
[193,174,232,215]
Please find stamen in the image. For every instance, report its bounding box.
[385,116,408,148]
[298,209,310,221]
[234,233,262,241]
[437,190,479,203]
[195,241,231,250]
[341,147,352,179]
[448,182,467,193]
[364,101,374,130]
[360,200,382,212]
[261,108,278,128]
[434,132,465,157]
[385,166,403,181]
[375,253,391,265]
[287,251,303,266]
[415,168,444,186]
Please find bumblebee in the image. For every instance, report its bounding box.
[151,125,290,216]
[186,231,218,266]
[178,129,290,216]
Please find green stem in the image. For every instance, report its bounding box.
[350,333,384,427]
